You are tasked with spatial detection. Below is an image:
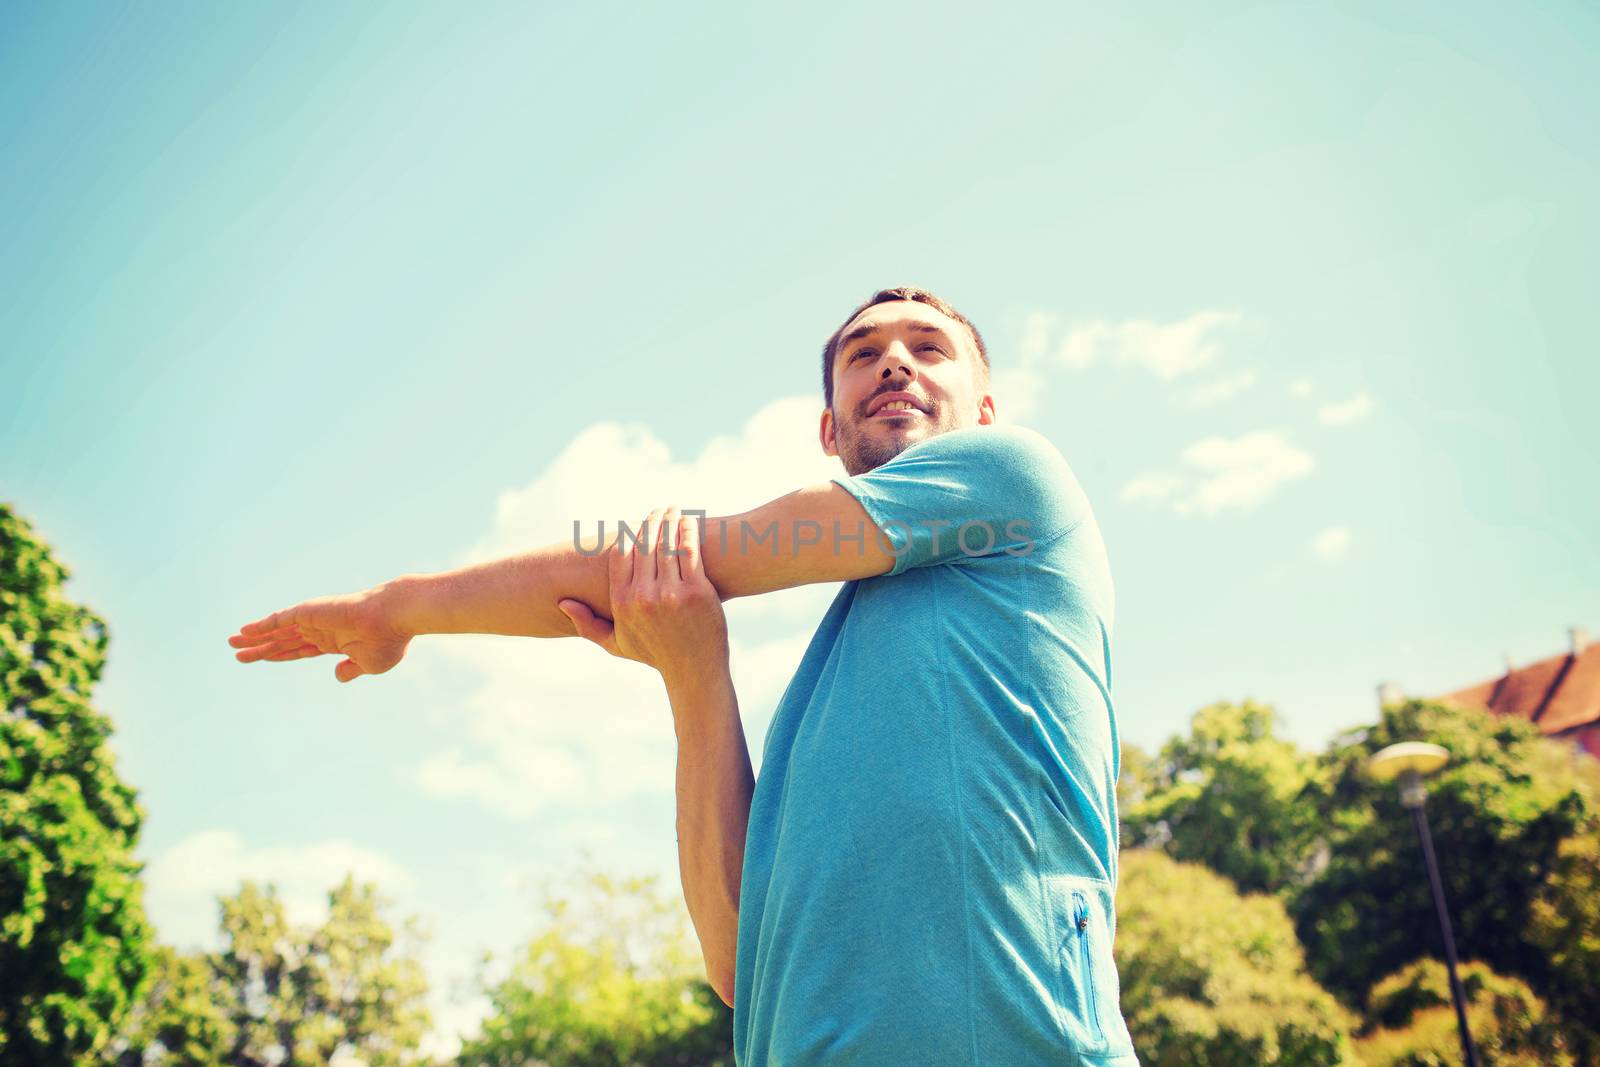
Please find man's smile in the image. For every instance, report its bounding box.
[867,391,930,418]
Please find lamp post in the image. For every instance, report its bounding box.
[1367,742,1481,1067]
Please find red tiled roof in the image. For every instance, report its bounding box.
[1441,640,1600,736]
[1541,647,1600,734]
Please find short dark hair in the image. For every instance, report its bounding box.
[820,286,989,408]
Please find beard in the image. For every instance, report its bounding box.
[832,397,959,476]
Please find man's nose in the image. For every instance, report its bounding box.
[879,342,916,382]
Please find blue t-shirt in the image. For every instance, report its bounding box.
[733,424,1140,1066]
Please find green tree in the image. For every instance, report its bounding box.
[119,877,432,1066]
[458,868,733,1067]
[110,946,235,1066]
[1122,700,1324,895]
[1116,741,1155,826]
[1292,698,1599,1056]
[1355,959,1574,1067]
[1,503,152,1062]
[1525,828,1600,1063]
[216,877,431,1065]
[1115,849,1357,1067]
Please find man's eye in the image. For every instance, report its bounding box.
[850,344,941,362]
[853,345,942,359]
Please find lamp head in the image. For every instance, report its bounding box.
[1368,742,1450,809]
[1366,742,1451,783]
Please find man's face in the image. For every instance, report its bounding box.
[820,301,997,475]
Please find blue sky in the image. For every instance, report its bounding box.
[4,1,1597,1053]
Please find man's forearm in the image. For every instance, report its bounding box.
[383,539,612,640]
[665,666,753,1008]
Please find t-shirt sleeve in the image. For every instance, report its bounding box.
[831,424,1091,577]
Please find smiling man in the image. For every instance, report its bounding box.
[228,286,1138,1066]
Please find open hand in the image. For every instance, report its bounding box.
[557,505,729,688]
[227,587,412,684]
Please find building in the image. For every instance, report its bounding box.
[1436,627,1600,759]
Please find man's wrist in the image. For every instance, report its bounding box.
[374,573,426,639]
[663,662,737,720]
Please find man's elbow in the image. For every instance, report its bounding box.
[709,965,735,1008]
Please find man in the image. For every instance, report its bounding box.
[229,286,1139,1065]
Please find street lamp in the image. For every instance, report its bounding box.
[1367,742,1481,1067]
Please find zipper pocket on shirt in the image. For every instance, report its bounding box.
[1072,890,1106,1045]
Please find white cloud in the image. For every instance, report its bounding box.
[408,630,689,820]
[1311,526,1351,560]
[990,365,1044,424]
[1019,311,1061,364]
[417,738,593,820]
[728,630,816,748]
[1122,430,1314,517]
[1046,310,1245,380]
[1288,378,1313,397]
[1177,431,1315,516]
[1318,391,1373,426]
[998,308,1248,422]
[423,992,492,1062]
[994,309,1245,422]
[1056,322,1108,371]
[1187,370,1257,407]
[144,830,414,949]
[413,602,815,822]
[462,395,845,563]
[1119,472,1183,504]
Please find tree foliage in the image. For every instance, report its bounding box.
[1127,695,1600,1056]
[1354,958,1574,1067]
[111,945,235,1066]
[1114,849,1357,1067]
[0,503,152,1062]
[119,877,432,1066]
[1122,700,1324,895]
[1523,780,1600,1063]
[458,868,733,1067]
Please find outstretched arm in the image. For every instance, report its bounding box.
[228,481,896,681]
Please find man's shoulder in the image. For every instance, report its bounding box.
[832,422,1094,576]
[889,425,1075,489]
[903,422,1066,464]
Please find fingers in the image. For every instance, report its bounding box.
[335,658,364,684]
[229,605,306,654]
[611,502,694,606]
[632,503,696,586]
[229,624,299,650]
[635,507,663,587]
[606,518,633,604]
[237,607,301,638]
[558,597,591,631]
[264,642,322,662]
[558,597,618,654]
[677,507,706,586]
[658,504,682,584]
[235,635,312,663]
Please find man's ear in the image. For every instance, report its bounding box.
[819,406,838,456]
[977,390,997,425]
